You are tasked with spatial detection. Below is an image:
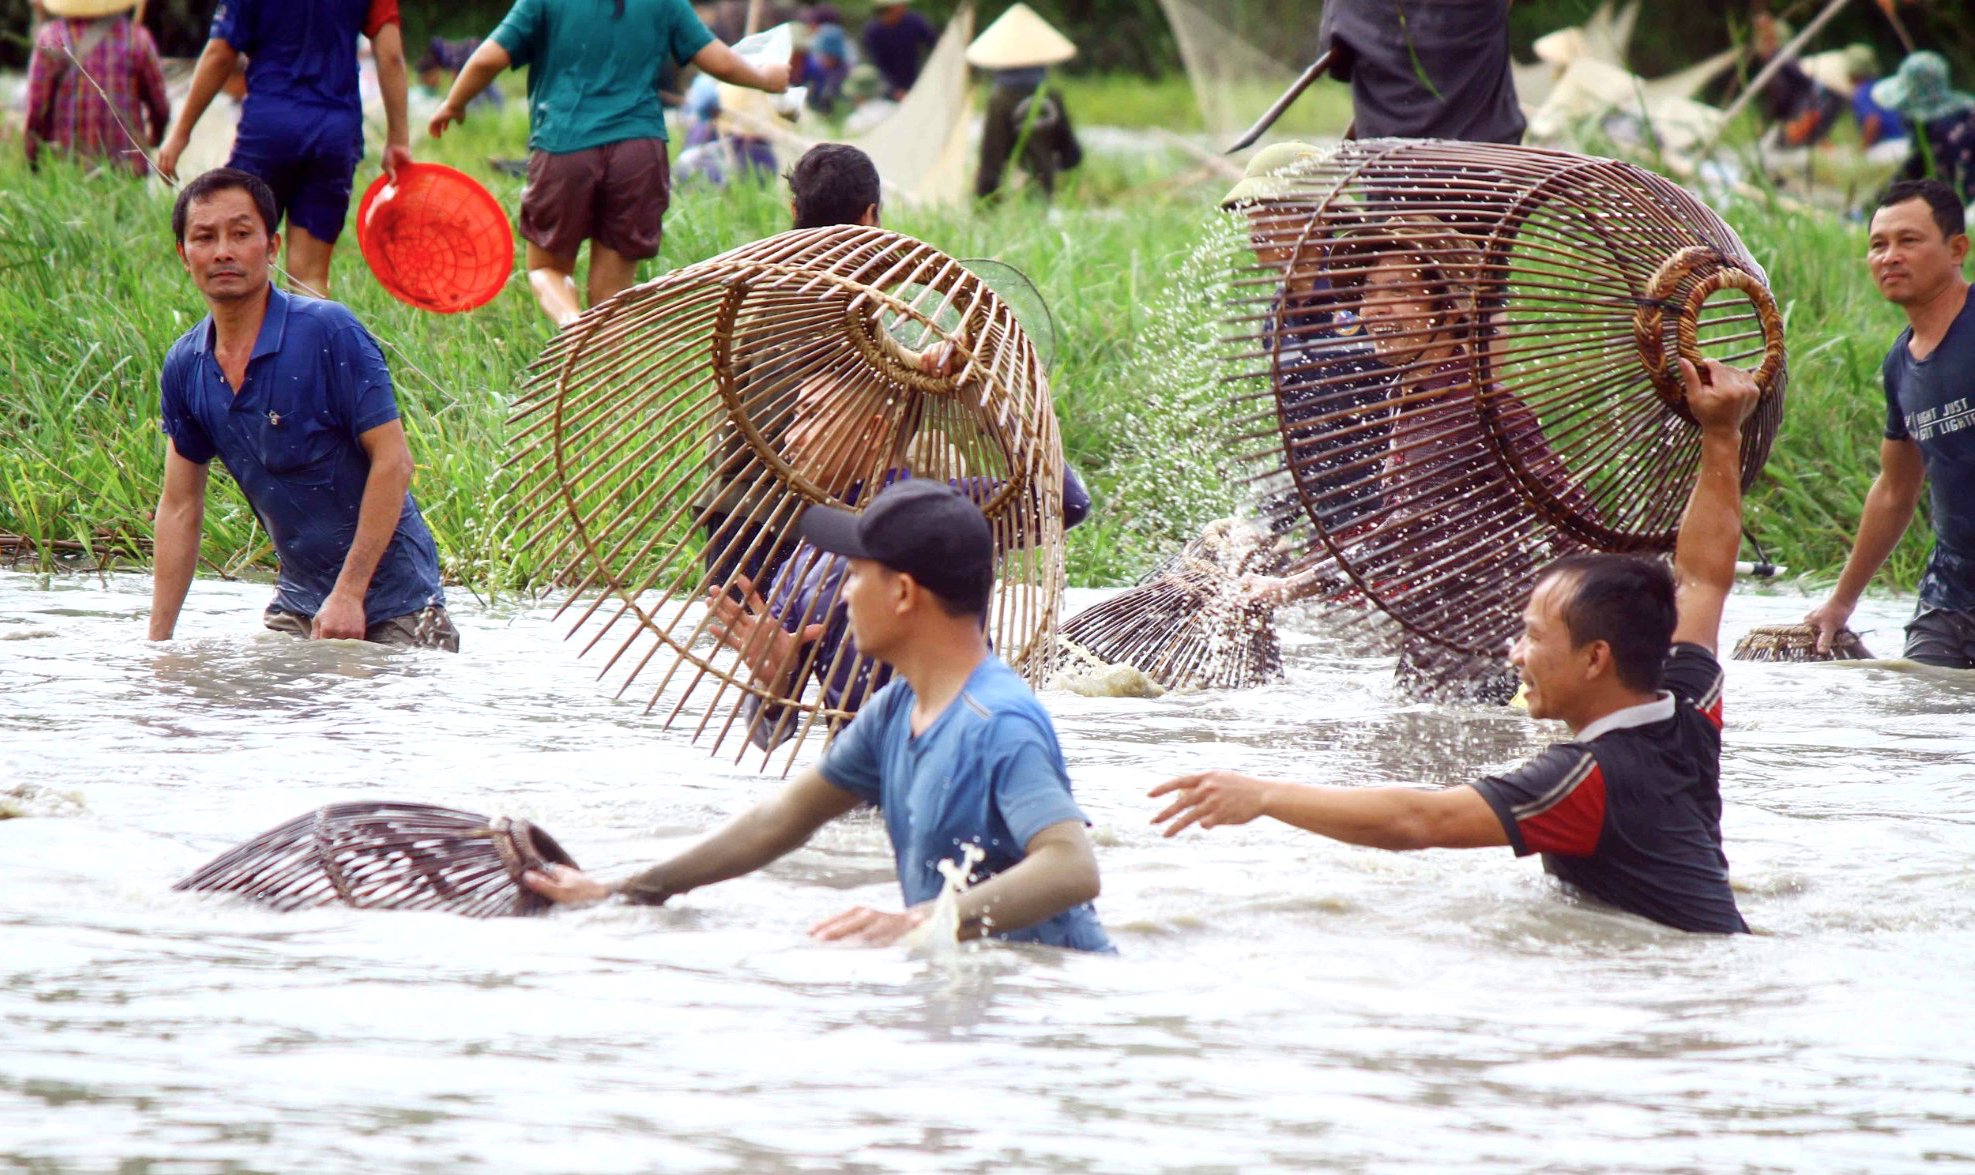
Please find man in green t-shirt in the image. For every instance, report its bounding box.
[430,0,787,326]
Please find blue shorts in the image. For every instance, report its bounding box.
[228,146,360,244]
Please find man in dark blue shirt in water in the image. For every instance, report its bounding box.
[1150,357,1762,935]
[1808,179,1975,668]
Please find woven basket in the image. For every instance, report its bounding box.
[1058,518,1287,691]
[509,227,1068,766]
[1228,140,1788,668]
[174,802,578,918]
[1731,623,1872,662]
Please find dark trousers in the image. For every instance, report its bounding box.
[975,83,1082,200]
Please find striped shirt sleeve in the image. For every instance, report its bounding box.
[1470,743,1606,858]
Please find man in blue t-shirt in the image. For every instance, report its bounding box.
[527,480,1111,952]
[1808,180,1975,667]
[861,0,937,100]
[1150,357,1762,935]
[150,169,454,652]
[158,0,412,298]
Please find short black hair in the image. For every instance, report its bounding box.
[172,167,279,245]
[787,143,881,229]
[1533,553,1676,692]
[1876,178,1967,242]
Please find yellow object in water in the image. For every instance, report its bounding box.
[1510,683,1530,710]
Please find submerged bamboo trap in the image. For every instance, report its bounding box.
[1058,518,1288,691]
[174,802,579,917]
[509,227,1068,767]
[1731,623,1872,663]
[1225,139,1787,667]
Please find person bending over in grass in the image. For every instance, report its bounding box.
[1151,356,1760,935]
[527,480,1112,952]
[149,168,456,652]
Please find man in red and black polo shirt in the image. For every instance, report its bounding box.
[1149,356,1757,934]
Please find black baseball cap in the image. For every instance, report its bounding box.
[796,479,994,615]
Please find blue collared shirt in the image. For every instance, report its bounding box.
[817,655,1113,952]
[159,286,445,625]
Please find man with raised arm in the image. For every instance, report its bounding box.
[526,480,1112,952]
[1806,179,1975,668]
[1150,357,1760,934]
[149,168,455,652]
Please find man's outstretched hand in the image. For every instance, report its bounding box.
[1680,356,1761,435]
[707,576,825,685]
[523,862,613,905]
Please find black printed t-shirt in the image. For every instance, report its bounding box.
[1469,644,1748,934]
[1884,291,1975,612]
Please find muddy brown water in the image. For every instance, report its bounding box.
[2,570,1971,1172]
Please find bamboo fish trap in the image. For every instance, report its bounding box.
[509,227,1068,767]
[174,802,579,918]
[1731,623,1872,662]
[1226,139,1787,667]
[1058,518,1288,691]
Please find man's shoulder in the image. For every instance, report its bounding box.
[957,662,1059,743]
[161,318,214,381]
[281,292,370,338]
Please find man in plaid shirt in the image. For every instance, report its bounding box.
[23,0,169,177]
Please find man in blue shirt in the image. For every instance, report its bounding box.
[158,0,412,298]
[149,168,455,652]
[1808,180,1975,667]
[861,0,937,100]
[527,480,1111,952]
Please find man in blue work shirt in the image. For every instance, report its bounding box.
[149,168,455,652]
[527,480,1112,952]
[158,0,412,298]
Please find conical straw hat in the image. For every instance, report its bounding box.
[966,3,1076,70]
[44,0,138,16]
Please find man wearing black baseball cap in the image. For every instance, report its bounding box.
[527,480,1112,952]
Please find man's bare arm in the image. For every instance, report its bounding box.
[148,441,210,641]
[527,767,863,905]
[157,38,239,182]
[428,39,511,138]
[1670,358,1763,652]
[690,41,791,94]
[369,21,413,176]
[951,820,1099,939]
[1149,769,1508,850]
[1806,437,1925,651]
[313,420,414,640]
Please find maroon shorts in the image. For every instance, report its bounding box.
[519,137,671,261]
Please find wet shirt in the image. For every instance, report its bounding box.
[1884,291,1975,612]
[741,468,1092,749]
[211,0,398,158]
[491,0,713,152]
[1470,644,1748,934]
[159,287,445,625]
[817,655,1112,952]
[1318,0,1524,144]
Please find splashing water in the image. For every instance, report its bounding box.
[903,841,987,956]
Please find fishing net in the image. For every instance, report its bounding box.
[174,802,578,918]
[510,226,1068,769]
[1731,623,1871,662]
[1225,139,1787,666]
[1154,0,1319,139]
[356,163,514,314]
[1058,518,1287,691]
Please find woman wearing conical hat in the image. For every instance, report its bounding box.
[22,0,170,177]
[967,3,1082,201]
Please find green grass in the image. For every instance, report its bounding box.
[0,99,1944,601]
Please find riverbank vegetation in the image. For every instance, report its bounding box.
[0,110,1935,596]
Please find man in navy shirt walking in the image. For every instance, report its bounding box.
[157,0,412,297]
[1808,179,1975,667]
[149,168,455,652]
[526,480,1110,952]
[1150,356,1762,935]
